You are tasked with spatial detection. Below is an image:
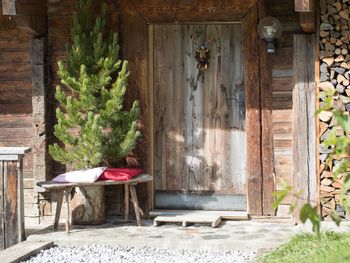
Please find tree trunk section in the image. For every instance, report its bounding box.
[71,186,105,225]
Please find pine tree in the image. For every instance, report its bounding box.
[49,0,140,169]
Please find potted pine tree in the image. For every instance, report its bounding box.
[49,0,140,224]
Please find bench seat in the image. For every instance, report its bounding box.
[37,174,152,233]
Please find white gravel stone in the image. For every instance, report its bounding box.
[21,244,256,263]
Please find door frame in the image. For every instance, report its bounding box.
[146,3,274,215]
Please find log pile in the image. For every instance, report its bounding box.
[319,0,350,220]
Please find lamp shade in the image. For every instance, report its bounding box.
[257,17,283,40]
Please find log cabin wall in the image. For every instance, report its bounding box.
[269,0,304,216]
[0,1,47,223]
[0,0,315,222]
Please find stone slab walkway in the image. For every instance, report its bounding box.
[26,219,297,252]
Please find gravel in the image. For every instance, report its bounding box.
[21,244,257,263]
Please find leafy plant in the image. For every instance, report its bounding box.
[49,0,140,169]
[274,88,350,238]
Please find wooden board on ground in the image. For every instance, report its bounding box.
[150,210,249,220]
[153,210,249,228]
[154,214,222,228]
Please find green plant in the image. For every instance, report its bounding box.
[261,232,350,263]
[49,0,140,169]
[274,88,350,238]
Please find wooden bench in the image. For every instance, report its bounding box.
[37,174,152,233]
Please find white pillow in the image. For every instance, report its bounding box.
[52,167,107,183]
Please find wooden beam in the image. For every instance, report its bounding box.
[292,34,317,221]
[299,12,315,33]
[120,0,150,214]
[243,4,263,215]
[129,0,257,23]
[258,0,275,215]
[32,38,50,185]
[295,0,313,12]
[2,0,16,15]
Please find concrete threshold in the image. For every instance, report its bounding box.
[0,241,54,263]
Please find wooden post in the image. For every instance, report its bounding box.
[64,188,70,233]
[243,4,263,215]
[258,0,275,216]
[129,184,142,226]
[32,38,50,186]
[124,184,129,222]
[292,35,317,220]
[53,191,63,231]
[0,147,31,250]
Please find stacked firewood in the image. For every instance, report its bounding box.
[319,0,350,220]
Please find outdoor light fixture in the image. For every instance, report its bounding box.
[257,17,283,53]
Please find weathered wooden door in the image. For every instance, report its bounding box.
[153,24,246,210]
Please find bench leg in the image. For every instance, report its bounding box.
[124,184,129,222]
[63,188,71,233]
[129,185,142,226]
[54,191,63,231]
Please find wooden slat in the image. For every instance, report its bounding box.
[153,25,185,191]
[292,34,316,220]
[154,214,222,228]
[243,4,262,215]
[0,161,4,250]
[4,161,19,248]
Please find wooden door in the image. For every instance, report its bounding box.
[153,24,246,210]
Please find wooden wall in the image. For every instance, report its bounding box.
[0,12,38,221]
[269,0,304,214]
[0,0,310,221]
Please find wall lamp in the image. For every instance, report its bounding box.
[257,17,283,53]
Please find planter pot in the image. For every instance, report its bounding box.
[71,185,105,225]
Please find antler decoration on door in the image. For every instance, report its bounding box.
[193,34,213,71]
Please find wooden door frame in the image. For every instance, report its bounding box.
[242,2,275,216]
[147,3,274,215]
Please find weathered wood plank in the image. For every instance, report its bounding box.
[129,0,256,23]
[293,34,316,220]
[0,161,4,250]
[153,25,185,191]
[32,38,50,184]
[4,161,18,248]
[243,4,262,215]
[259,0,275,215]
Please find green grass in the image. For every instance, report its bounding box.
[260,232,350,263]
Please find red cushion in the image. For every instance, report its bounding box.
[98,168,143,181]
